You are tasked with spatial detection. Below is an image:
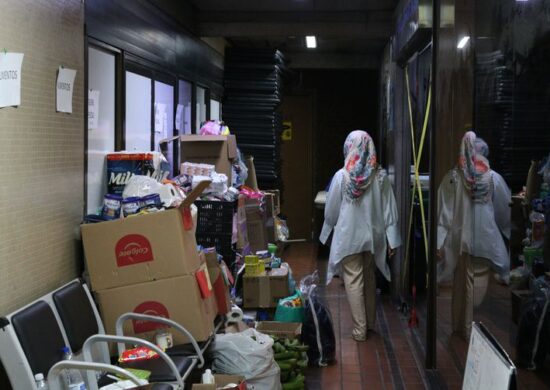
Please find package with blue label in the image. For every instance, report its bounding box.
[107,152,170,195]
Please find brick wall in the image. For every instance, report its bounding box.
[0,0,84,318]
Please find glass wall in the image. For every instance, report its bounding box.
[430,0,550,387]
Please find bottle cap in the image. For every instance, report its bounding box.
[34,373,44,380]
[61,346,70,354]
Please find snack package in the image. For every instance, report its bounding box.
[118,347,159,363]
[107,152,170,195]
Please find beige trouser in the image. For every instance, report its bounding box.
[342,252,376,339]
[452,253,488,339]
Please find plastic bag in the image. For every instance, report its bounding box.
[516,277,550,370]
[275,217,289,242]
[122,175,183,208]
[211,328,281,390]
[200,120,230,136]
[274,291,305,323]
[299,271,336,366]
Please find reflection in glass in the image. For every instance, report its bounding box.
[437,131,511,339]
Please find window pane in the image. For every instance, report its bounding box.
[177,80,192,135]
[125,71,152,151]
[195,86,206,132]
[87,46,115,214]
[210,99,220,121]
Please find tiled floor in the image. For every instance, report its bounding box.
[284,243,430,390]
[284,242,550,390]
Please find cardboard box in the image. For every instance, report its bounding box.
[245,199,268,253]
[95,274,217,346]
[81,183,210,291]
[179,135,237,182]
[243,268,289,308]
[256,321,302,340]
[204,251,232,315]
[192,374,246,390]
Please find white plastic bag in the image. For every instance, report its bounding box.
[211,328,281,390]
[122,175,183,208]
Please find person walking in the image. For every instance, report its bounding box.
[320,130,401,341]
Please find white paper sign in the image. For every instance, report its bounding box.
[56,67,77,113]
[154,103,166,135]
[175,104,184,131]
[0,52,24,108]
[88,89,100,129]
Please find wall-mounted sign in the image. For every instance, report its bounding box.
[282,121,292,141]
[56,67,77,113]
[0,52,24,108]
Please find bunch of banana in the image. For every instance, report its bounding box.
[271,336,309,390]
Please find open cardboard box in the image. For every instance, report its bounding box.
[159,135,237,183]
[204,250,232,315]
[192,374,246,390]
[256,321,302,340]
[81,182,210,291]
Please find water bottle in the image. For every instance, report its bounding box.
[61,346,86,390]
[34,373,48,389]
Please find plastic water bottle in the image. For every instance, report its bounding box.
[34,373,48,389]
[201,368,215,384]
[61,346,86,390]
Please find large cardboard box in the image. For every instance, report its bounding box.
[81,183,209,291]
[192,374,246,390]
[243,267,289,308]
[95,274,217,346]
[159,135,237,183]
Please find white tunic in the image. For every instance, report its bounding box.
[437,169,511,282]
[320,168,401,285]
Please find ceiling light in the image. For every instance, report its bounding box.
[457,36,470,49]
[306,36,317,49]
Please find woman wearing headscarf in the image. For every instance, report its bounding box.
[320,130,401,341]
[437,131,511,339]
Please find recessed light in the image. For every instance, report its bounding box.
[306,36,317,49]
[457,36,470,49]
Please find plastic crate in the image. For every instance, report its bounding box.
[195,232,236,265]
[195,200,237,264]
[195,200,237,235]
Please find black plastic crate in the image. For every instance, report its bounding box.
[195,200,237,264]
[195,232,236,265]
[194,200,237,235]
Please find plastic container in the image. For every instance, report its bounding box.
[122,197,141,216]
[101,194,122,220]
[61,347,86,390]
[195,200,238,264]
[35,373,48,389]
[140,193,161,208]
[202,369,215,384]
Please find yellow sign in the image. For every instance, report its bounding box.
[282,121,292,141]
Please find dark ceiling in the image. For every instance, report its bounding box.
[153,0,400,69]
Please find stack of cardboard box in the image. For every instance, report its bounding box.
[81,186,218,346]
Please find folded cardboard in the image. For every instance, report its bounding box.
[244,156,259,191]
[95,273,217,346]
[243,267,289,308]
[256,321,302,340]
[246,208,268,253]
[192,374,246,390]
[204,251,232,315]
[81,183,209,291]
[236,195,251,253]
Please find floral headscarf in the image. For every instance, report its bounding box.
[458,131,492,203]
[342,130,378,200]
